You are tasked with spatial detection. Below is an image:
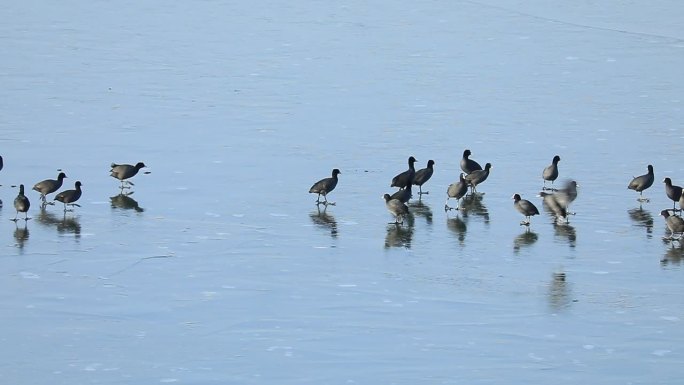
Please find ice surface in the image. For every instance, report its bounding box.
[1,0,684,384]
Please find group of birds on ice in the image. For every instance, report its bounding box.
[2,156,147,221]
[309,149,683,241]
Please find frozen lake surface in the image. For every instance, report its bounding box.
[1,1,683,384]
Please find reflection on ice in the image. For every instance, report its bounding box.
[409,199,433,225]
[446,214,467,245]
[111,193,144,212]
[661,242,684,267]
[13,222,29,252]
[460,193,489,224]
[309,206,338,239]
[553,223,576,248]
[36,207,81,239]
[513,228,538,253]
[628,207,654,237]
[548,272,573,312]
[384,221,414,249]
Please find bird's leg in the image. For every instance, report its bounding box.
[322,194,335,206]
[11,212,18,222]
[24,213,31,221]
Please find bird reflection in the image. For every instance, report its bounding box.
[661,242,684,266]
[58,215,81,238]
[310,206,338,238]
[36,207,81,240]
[409,199,433,225]
[628,207,654,237]
[13,222,29,252]
[111,193,144,212]
[446,214,467,245]
[548,271,573,312]
[553,222,576,247]
[513,228,538,253]
[36,207,60,227]
[460,194,489,224]
[384,219,414,249]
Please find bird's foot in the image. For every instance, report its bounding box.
[418,191,429,195]
[637,197,650,203]
[10,218,18,222]
[519,221,530,226]
[324,201,336,206]
[69,203,81,208]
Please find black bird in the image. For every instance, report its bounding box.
[309,168,341,205]
[627,165,654,202]
[54,181,83,212]
[555,180,579,215]
[465,162,491,193]
[390,182,413,204]
[12,184,30,221]
[460,149,482,174]
[33,172,67,204]
[445,173,468,211]
[384,193,409,225]
[663,178,682,211]
[391,156,417,189]
[661,210,684,241]
[542,155,561,190]
[111,162,146,189]
[539,191,567,221]
[413,160,434,195]
[513,193,539,226]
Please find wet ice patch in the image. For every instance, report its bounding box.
[660,316,679,322]
[652,350,671,356]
